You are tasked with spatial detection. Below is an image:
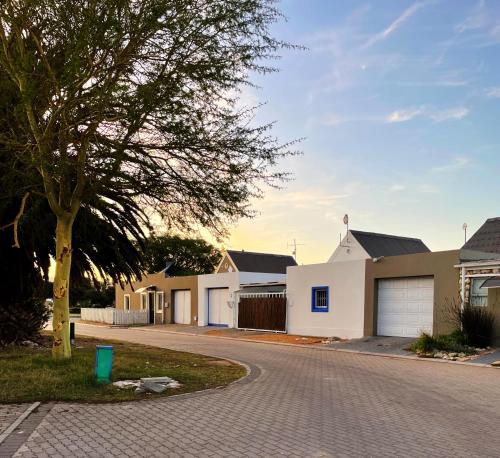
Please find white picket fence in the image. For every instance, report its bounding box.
[80,308,149,325]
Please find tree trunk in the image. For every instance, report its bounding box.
[52,214,74,359]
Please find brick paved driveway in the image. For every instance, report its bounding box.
[7,324,500,457]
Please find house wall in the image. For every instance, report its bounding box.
[115,273,198,325]
[327,232,369,263]
[197,272,286,327]
[364,250,461,337]
[286,261,366,339]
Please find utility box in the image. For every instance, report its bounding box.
[94,345,113,384]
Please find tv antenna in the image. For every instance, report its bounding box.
[462,223,468,243]
[343,214,349,242]
[288,239,305,262]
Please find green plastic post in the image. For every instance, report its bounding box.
[95,345,113,384]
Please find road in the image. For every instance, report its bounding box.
[8,324,500,457]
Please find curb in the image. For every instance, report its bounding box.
[76,322,498,369]
[0,403,40,446]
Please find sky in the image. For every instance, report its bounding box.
[221,0,500,264]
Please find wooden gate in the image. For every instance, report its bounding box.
[237,292,286,332]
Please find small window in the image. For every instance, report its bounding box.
[124,294,131,311]
[156,291,164,312]
[140,293,148,310]
[312,286,329,312]
[470,278,488,306]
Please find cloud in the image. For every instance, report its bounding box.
[385,107,424,123]
[362,2,428,49]
[260,189,352,210]
[430,107,469,122]
[388,184,406,193]
[486,87,500,98]
[322,105,468,127]
[456,0,487,33]
[431,157,471,173]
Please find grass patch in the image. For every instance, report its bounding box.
[0,335,246,403]
[409,330,477,356]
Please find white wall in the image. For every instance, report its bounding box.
[286,260,366,339]
[197,272,287,327]
[328,231,369,263]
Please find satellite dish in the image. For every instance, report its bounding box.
[343,214,349,225]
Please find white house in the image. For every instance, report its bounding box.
[287,260,366,338]
[197,250,295,327]
[287,230,431,339]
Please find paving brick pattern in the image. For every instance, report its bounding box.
[10,325,500,457]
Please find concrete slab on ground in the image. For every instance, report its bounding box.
[469,349,500,365]
[327,336,415,356]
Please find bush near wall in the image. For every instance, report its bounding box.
[459,304,495,348]
[409,331,474,356]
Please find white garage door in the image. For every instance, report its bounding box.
[208,288,231,326]
[377,277,434,337]
[174,290,191,324]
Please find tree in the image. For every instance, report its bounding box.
[0,49,147,344]
[0,1,295,357]
[143,235,221,276]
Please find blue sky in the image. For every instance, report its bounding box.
[225,0,500,264]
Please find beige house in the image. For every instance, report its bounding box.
[364,249,460,338]
[115,266,198,325]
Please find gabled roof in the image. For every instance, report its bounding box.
[461,218,500,257]
[350,230,430,258]
[226,250,297,274]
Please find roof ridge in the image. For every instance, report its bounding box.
[350,229,423,242]
[227,249,294,258]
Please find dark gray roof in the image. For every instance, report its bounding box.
[461,218,500,257]
[350,230,430,258]
[227,250,297,274]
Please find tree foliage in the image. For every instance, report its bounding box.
[143,235,221,276]
[0,0,296,357]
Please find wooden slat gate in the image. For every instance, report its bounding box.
[237,292,286,332]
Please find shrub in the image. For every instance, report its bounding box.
[459,304,495,348]
[409,330,474,355]
[409,333,436,354]
[0,298,50,347]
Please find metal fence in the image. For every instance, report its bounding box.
[80,308,149,325]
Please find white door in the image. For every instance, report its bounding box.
[377,277,434,337]
[174,290,191,324]
[208,288,231,326]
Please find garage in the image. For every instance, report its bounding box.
[377,277,434,337]
[208,288,231,326]
[174,290,192,324]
